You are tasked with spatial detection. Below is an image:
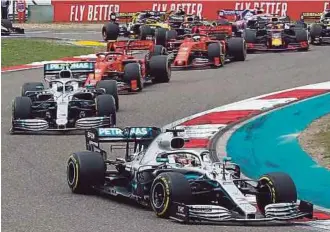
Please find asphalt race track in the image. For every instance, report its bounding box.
[2,33,330,231]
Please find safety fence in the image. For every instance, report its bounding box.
[6,0,330,23]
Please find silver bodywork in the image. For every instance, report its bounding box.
[12,75,113,132]
[87,128,312,222]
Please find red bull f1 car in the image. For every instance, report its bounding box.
[66,127,313,223]
[244,20,309,52]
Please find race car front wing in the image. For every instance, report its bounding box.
[246,42,309,51]
[11,116,113,132]
[170,201,313,223]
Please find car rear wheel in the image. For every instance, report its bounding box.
[96,80,119,111]
[256,172,297,215]
[150,172,192,218]
[295,29,309,51]
[150,45,167,57]
[139,25,152,40]
[155,28,168,47]
[227,37,247,61]
[244,29,257,43]
[309,23,323,45]
[207,43,224,67]
[149,55,171,83]
[21,82,44,96]
[67,151,105,194]
[96,94,116,125]
[102,23,119,41]
[123,63,143,91]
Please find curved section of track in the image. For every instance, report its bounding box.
[2,46,330,232]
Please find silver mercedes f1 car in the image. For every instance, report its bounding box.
[66,127,313,223]
[11,62,117,133]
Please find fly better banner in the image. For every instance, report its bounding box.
[51,0,330,22]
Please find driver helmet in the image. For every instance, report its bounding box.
[185,15,194,22]
[176,7,185,16]
[174,154,199,167]
[110,12,116,21]
[244,11,254,20]
[192,35,201,41]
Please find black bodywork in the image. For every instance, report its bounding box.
[244,21,309,52]
[1,19,24,36]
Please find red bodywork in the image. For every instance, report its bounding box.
[85,40,155,92]
[169,35,226,68]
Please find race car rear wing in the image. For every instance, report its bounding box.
[197,25,232,36]
[115,11,167,22]
[107,40,154,52]
[217,9,244,21]
[85,127,162,160]
[300,12,322,22]
[44,62,95,79]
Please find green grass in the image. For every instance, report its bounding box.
[1,39,96,67]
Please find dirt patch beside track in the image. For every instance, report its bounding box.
[299,113,330,169]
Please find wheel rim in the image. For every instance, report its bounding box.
[67,161,76,186]
[152,182,166,209]
[257,182,273,212]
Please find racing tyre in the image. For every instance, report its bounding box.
[150,45,167,57]
[155,28,167,46]
[207,43,224,68]
[243,29,257,43]
[227,37,247,61]
[96,80,119,111]
[149,55,171,83]
[96,94,116,125]
[139,25,152,40]
[295,29,309,51]
[166,30,177,40]
[1,19,12,29]
[309,24,323,45]
[123,63,144,92]
[12,96,32,120]
[21,82,44,96]
[256,172,297,215]
[150,172,192,218]
[102,23,120,41]
[67,151,105,194]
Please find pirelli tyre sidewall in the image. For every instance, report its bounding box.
[256,172,297,215]
[150,172,192,218]
[67,152,105,194]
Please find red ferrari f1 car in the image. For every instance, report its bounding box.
[85,40,171,109]
[165,34,246,68]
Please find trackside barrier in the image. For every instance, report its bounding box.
[51,0,330,22]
